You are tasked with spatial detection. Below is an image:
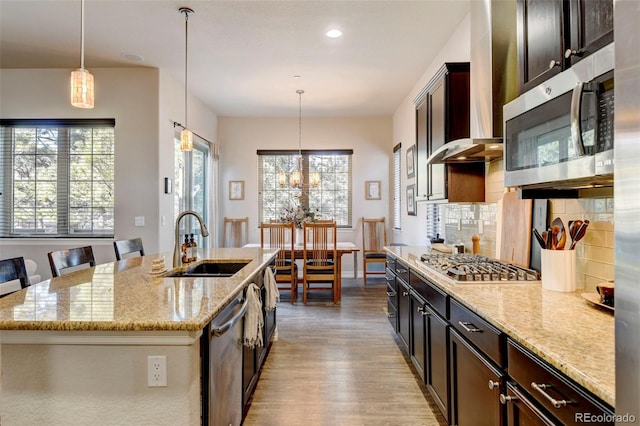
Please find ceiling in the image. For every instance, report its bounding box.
[0,0,470,117]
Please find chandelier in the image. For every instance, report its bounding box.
[278,90,320,188]
[179,7,194,151]
[70,0,94,109]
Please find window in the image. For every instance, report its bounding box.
[257,150,353,227]
[0,119,115,238]
[175,134,210,244]
[393,144,401,230]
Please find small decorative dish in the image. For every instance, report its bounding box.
[581,292,614,312]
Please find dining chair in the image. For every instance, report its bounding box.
[302,221,338,304]
[362,217,388,285]
[48,246,96,277]
[113,237,145,260]
[261,221,298,304]
[223,217,249,248]
[0,257,31,298]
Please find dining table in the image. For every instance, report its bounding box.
[243,242,360,303]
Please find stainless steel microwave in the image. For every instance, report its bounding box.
[503,43,614,189]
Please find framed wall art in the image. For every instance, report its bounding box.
[406,184,416,216]
[229,180,245,200]
[406,145,416,179]
[365,180,381,200]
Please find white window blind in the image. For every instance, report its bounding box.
[393,144,401,230]
[257,150,353,227]
[0,119,115,238]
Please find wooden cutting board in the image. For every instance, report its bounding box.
[498,191,533,268]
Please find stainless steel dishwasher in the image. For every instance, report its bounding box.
[208,293,248,426]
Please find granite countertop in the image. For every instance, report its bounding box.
[385,245,615,408]
[0,247,277,333]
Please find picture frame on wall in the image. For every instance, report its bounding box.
[407,184,416,216]
[365,180,381,200]
[229,180,244,200]
[406,145,416,179]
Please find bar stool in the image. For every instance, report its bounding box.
[48,246,96,277]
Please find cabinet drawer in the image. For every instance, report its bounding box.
[385,268,397,292]
[450,298,504,368]
[387,299,397,329]
[386,282,398,309]
[386,255,396,272]
[409,270,448,318]
[395,260,410,284]
[507,340,614,425]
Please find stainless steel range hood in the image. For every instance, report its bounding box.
[428,0,517,166]
[426,137,503,164]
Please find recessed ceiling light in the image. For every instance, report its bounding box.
[326,29,343,38]
[489,144,500,149]
[121,53,144,62]
[457,156,467,160]
[293,75,301,79]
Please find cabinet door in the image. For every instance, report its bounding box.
[426,309,449,423]
[517,0,565,93]
[505,383,557,426]
[450,329,505,426]
[567,0,613,65]
[428,78,446,200]
[397,277,411,350]
[416,98,429,199]
[410,292,426,380]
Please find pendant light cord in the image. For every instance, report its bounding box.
[184,10,189,128]
[80,0,85,69]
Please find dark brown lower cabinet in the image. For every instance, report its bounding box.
[449,328,505,426]
[503,382,556,426]
[426,308,449,422]
[410,291,426,380]
[386,267,398,331]
[397,277,411,350]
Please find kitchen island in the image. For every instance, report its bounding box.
[0,247,277,426]
[386,245,615,424]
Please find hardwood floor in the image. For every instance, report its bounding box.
[243,277,447,426]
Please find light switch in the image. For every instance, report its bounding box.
[135,216,145,227]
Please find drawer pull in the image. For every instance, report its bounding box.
[458,321,482,333]
[385,276,393,282]
[531,382,572,408]
[417,306,432,316]
[499,394,517,404]
[402,291,409,296]
[488,380,499,390]
[386,291,396,297]
[387,313,396,318]
[397,268,408,274]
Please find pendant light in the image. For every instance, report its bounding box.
[70,0,94,109]
[289,90,305,188]
[179,7,194,151]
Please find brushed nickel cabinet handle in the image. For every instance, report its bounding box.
[402,291,409,296]
[488,380,499,390]
[386,291,396,297]
[531,382,572,408]
[500,394,517,404]
[548,59,561,69]
[397,268,408,274]
[458,321,481,333]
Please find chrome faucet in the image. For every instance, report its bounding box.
[174,210,210,267]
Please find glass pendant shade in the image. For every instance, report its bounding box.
[180,128,193,151]
[310,171,320,187]
[71,68,95,108]
[289,169,302,187]
[278,171,288,186]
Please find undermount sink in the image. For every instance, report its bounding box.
[166,260,250,278]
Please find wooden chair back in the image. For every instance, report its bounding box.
[48,246,96,277]
[113,237,145,261]
[302,222,338,304]
[223,217,249,248]
[362,217,387,285]
[0,257,31,298]
[261,221,297,303]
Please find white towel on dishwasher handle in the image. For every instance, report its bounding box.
[264,267,279,312]
[243,283,264,348]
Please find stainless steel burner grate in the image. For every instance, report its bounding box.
[420,254,539,283]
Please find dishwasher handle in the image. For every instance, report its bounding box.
[211,297,248,337]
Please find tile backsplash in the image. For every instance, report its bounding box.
[439,196,614,293]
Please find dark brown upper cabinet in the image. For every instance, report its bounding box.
[517,0,613,94]
[414,63,484,203]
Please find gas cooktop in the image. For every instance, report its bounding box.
[419,253,540,283]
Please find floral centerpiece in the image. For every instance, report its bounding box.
[280,205,318,229]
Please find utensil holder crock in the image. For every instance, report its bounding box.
[541,249,576,292]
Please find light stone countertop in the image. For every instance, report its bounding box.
[0,247,278,332]
[385,245,615,408]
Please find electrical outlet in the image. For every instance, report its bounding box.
[147,355,167,387]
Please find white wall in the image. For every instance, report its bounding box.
[0,67,217,279]
[391,14,471,246]
[217,116,392,272]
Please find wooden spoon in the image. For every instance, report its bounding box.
[568,219,583,249]
[551,217,565,250]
